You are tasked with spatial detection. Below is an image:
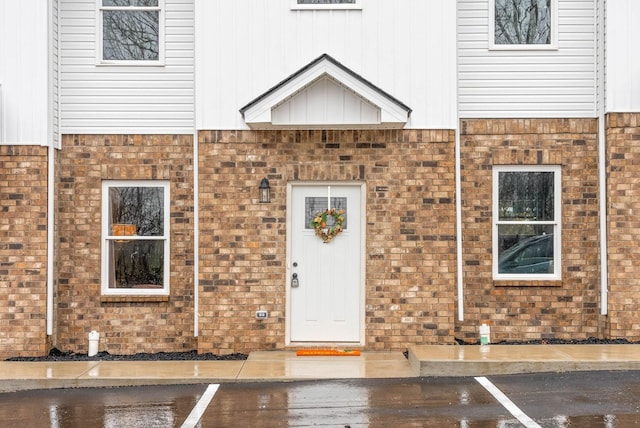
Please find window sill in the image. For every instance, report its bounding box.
[493,280,563,287]
[488,44,558,51]
[96,60,165,67]
[290,0,362,10]
[101,295,169,303]
[291,6,362,10]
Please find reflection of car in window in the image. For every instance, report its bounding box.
[498,234,553,274]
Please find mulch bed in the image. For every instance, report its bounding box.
[6,348,248,362]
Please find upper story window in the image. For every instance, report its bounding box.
[98,0,164,64]
[291,0,361,10]
[102,181,170,295]
[490,0,557,50]
[493,166,561,281]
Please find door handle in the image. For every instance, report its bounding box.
[291,273,300,288]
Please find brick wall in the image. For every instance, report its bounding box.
[606,113,640,340]
[197,129,457,354]
[56,134,196,354]
[458,118,603,343]
[0,146,49,358]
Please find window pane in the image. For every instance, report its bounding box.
[103,10,159,60]
[497,225,554,274]
[109,240,164,288]
[103,0,158,7]
[109,186,164,236]
[495,0,551,45]
[498,171,554,221]
[305,197,347,229]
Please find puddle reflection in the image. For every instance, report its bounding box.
[287,382,370,427]
[103,403,176,428]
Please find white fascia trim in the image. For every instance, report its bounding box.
[60,128,196,135]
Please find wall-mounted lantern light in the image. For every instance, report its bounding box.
[259,178,271,203]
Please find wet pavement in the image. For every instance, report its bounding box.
[3,344,640,393]
[2,372,640,427]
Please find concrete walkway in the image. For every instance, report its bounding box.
[408,344,640,376]
[1,344,639,392]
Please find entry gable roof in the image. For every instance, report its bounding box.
[239,54,411,129]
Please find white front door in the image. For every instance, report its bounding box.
[289,184,363,343]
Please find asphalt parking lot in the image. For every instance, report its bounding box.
[1,371,639,427]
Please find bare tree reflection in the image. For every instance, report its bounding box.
[495,0,551,45]
[102,0,159,61]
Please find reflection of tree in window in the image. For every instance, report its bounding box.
[109,186,164,288]
[495,0,551,45]
[102,0,159,61]
[498,172,554,221]
[110,187,163,236]
[112,240,163,287]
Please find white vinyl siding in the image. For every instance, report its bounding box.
[458,0,597,118]
[60,0,194,134]
[0,0,51,145]
[606,0,640,112]
[196,0,456,130]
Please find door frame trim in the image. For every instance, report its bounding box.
[285,181,367,347]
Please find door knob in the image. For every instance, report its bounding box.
[291,273,299,288]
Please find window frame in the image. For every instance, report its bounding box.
[492,165,562,281]
[291,0,362,11]
[101,180,170,296]
[489,0,558,51]
[96,0,165,66]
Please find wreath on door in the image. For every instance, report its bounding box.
[310,208,346,243]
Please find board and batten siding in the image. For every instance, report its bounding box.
[59,0,194,134]
[606,0,640,112]
[0,0,51,145]
[195,0,456,130]
[458,0,597,118]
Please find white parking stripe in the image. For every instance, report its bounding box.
[180,383,220,428]
[475,376,541,428]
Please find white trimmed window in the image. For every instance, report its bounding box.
[98,0,164,64]
[493,166,561,280]
[490,0,557,50]
[102,181,170,295]
[291,0,361,10]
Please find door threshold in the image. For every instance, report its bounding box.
[287,342,364,349]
